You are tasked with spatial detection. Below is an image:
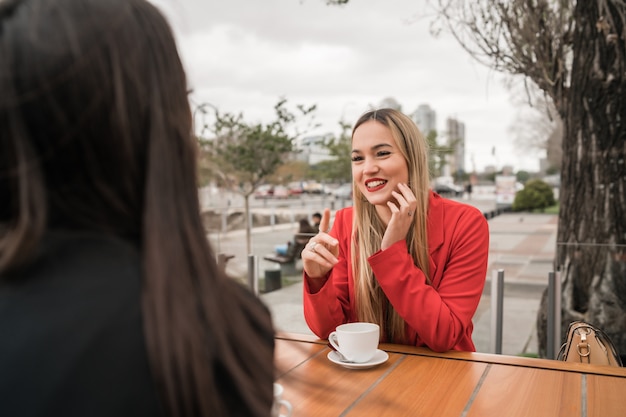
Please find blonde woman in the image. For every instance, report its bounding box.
[302,108,489,352]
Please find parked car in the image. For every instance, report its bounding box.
[272,185,291,199]
[303,181,324,194]
[332,183,353,200]
[433,183,463,197]
[287,181,304,196]
[254,184,274,199]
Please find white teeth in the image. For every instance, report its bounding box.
[366,180,386,188]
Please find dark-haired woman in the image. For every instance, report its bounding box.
[0,0,274,416]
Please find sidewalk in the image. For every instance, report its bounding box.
[476,213,557,355]
[211,203,557,357]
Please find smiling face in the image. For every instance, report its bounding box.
[351,120,409,218]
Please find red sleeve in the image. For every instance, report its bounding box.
[369,206,489,352]
[302,209,353,339]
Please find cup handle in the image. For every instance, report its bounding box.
[328,331,340,352]
[278,399,293,417]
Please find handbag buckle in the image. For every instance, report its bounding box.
[577,329,591,360]
[577,342,591,357]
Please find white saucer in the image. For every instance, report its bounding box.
[327,349,389,369]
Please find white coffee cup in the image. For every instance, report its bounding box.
[328,322,380,363]
[272,383,293,417]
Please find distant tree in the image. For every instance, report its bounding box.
[199,99,316,254]
[509,83,563,173]
[545,165,560,176]
[484,172,497,183]
[316,120,352,183]
[426,129,456,178]
[512,180,556,212]
[268,160,309,184]
[516,170,530,184]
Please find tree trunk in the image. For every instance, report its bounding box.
[537,1,626,360]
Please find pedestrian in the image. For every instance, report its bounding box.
[293,218,317,258]
[301,108,489,352]
[311,212,322,232]
[297,218,317,237]
[274,218,315,258]
[0,0,274,416]
[465,182,473,200]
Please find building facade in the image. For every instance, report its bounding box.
[445,117,466,178]
[411,104,437,136]
[295,133,334,165]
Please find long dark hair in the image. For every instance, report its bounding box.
[0,0,274,415]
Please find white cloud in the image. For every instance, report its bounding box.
[157,0,541,172]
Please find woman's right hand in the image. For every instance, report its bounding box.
[301,208,339,279]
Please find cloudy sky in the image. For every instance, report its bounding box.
[153,0,542,172]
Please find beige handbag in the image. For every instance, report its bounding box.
[558,321,623,367]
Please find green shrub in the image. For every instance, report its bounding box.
[512,179,556,212]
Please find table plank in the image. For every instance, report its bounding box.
[276,347,402,417]
[380,343,626,378]
[587,374,626,417]
[345,355,487,417]
[467,364,582,417]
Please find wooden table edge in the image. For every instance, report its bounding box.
[275,332,626,378]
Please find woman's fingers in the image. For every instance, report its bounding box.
[399,183,417,207]
[302,207,340,278]
[313,208,338,256]
[382,184,417,250]
[391,183,416,216]
[302,245,336,278]
[319,208,331,233]
[306,234,338,260]
[387,199,400,215]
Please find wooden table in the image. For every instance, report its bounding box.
[275,333,626,417]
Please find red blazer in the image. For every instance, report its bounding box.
[303,192,489,352]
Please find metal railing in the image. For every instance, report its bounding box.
[490,269,505,354]
[546,271,561,359]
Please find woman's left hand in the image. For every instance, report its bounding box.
[381,183,417,250]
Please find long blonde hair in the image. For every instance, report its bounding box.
[351,108,431,343]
